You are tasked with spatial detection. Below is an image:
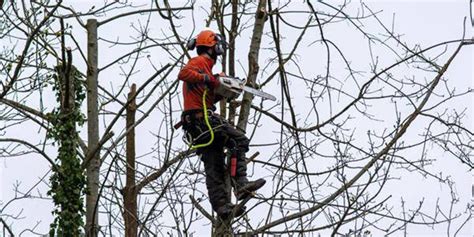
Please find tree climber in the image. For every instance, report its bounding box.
[178,29,266,218]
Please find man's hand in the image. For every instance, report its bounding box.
[204,74,220,89]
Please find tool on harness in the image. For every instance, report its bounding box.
[230,152,237,177]
[230,155,237,177]
[215,76,277,101]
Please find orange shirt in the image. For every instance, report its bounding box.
[178,55,218,111]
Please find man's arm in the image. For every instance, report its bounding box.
[213,94,224,103]
[177,59,208,84]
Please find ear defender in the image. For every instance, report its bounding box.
[186,38,196,50]
[214,34,227,55]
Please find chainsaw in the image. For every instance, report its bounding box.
[215,76,276,101]
[173,76,275,130]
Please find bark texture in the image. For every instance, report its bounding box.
[86,18,100,237]
[237,0,267,131]
[123,84,138,237]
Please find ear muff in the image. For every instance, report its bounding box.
[214,44,224,55]
[213,34,227,55]
[186,38,196,50]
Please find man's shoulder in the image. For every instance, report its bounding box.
[185,55,213,68]
[189,55,205,62]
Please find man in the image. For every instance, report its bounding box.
[178,29,266,218]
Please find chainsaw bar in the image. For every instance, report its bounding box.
[243,86,276,101]
[216,76,276,101]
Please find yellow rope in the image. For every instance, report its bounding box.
[190,89,214,150]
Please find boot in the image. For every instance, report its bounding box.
[235,178,266,200]
[216,203,246,219]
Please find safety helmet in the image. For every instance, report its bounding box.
[196,30,218,47]
[187,29,227,55]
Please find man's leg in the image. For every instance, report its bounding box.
[201,147,228,213]
[201,144,247,218]
[220,122,266,200]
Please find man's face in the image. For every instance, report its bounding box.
[207,47,218,62]
[207,47,214,55]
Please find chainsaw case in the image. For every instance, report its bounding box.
[215,76,246,100]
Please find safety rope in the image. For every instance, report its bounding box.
[190,88,215,150]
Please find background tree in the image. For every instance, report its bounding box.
[0,0,472,236]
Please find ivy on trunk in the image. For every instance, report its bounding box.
[47,63,86,236]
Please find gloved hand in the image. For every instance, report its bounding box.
[204,74,220,89]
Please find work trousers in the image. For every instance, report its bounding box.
[182,111,249,211]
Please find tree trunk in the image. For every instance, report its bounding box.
[227,0,239,125]
[214,1,241,236]
[86,18,100,237]
[212,2,268,236]
[54,49,84,235]
[123,84,138,237]
[213,218,232,237]
[237,0,267,132]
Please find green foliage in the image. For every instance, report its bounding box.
[47,65,86,237]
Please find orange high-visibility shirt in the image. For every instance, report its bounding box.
[178,55,218,111]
